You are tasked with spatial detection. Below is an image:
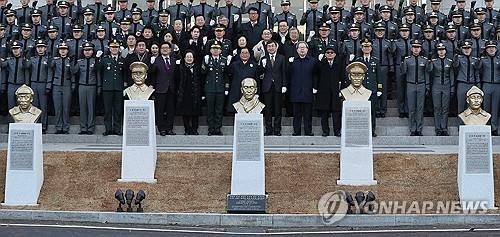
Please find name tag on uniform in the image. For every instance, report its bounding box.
[419,63,425,66]
[445,65,450,68]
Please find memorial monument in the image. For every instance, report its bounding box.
[120,62,157,183]
[228,78,267,213]
[337,62,377,186]
[3,85,44,206]
[457,86,494,209]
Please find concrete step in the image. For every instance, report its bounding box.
[0,134,498,146]
[0,125,463,136]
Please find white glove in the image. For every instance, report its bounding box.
[281,87,287,93]
[339,92,342,98]
[203,36,208,45]
[120,46,125,52]
[349,54,355,62]
[96,50,103,58]
[307,31,315,42]
[150,56,156,64]
[234,14,239,22]
[261,58,267,67]
[176,59,181,65]
[377,91,382,97]
[313,88,318,94]
[201,96,206,100]
[318,54,324,61]
[204,55,209,64]
[209,19,216,26]
[289,57,294,63]
[189,39,194,45]
[112,28,117,35]
[224,91,229,96]
[227,55,232,64]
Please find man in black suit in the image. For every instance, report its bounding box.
[149,41,178,136]
[258,40,287,136]
[238,7,266,49]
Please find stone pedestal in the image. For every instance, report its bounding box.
[2,123,43,206]
[119,100,157,183]
[227,113,267,213]
[337,101,377,186]
[458,125,495,209]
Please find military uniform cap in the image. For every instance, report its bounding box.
[5,9,16,17]
[83,8,95,15]
[469,22,481,30]
[281,0,291,5]
[118,0,128,2]
[109,39,120,47]
[485,40,497,48]
[21,23,32,31]
[104,6,115,13]
[58,1,69,7]
[430,0,441,3]
[132,7,142,14]
[96,25,106,32]
[47,25,59,32]
[146,0,155,2]
[445,24,456,32]
[461,40,472,48]
[130,61,148,72]
[35,39,47,47]
[329,6,341,13]
[214,24,226,31]
[475,7,486,14]
[120,18,132,25]
[15,85,34,96]
[319,22,330,30]
[451,10,462,17]
[346,61,367,73]
[455,0,465,2]
[72,24,83,31]
[380,5,391,12]
[497,26,500,33]
[349,23,360,31]
[31,9,42,16]
[374,22,385,30]
[58,42,69,49]
[361,38,372,46]
[83,42,95,50]
[0,23,5,30]
[354,6,364,14]
[411,39,422,47]
[436,42,446,50]
[11,41,23,49]
[158,9,170,16]
[399,23,410,30]
[404,8,415,15]
[466,86,484,97]
[428,12,438,18]
[423,24,434,32]
[211,40,222,49]
[308,0,319,3]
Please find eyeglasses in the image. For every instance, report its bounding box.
[325,51,335,54]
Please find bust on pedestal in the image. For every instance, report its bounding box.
[3,85,44,206]
[337,62,377,186]
[120,62,157,183]
[228,78,267,213]
[457,86,495,209]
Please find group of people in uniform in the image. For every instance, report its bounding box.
[0,0,499,137]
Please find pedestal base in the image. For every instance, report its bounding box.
[117,178,157,184]
[227,194,267,214]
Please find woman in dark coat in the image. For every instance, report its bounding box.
[315,46,346,137]
[176,50,202,135]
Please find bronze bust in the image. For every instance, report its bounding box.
[458,86,491,125]
[9,84,42,123]
[123,62,155,100]
[341,62,372,101]
[232,78,265,113]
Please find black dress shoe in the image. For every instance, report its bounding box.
[103,131,112,136]
[322,132,329,137]
[42,129,47,134]
[56,130,63,134]
[78,131,87,135]
[115,131,122,136]
[492,130,498,136]
[63,131,69,134]
[192,130,199,135]
[380,113,386,118]
[416,131,423,136]
[334,132,341,137]
[372,132,377,137]
[292,132,301,136]
[274,131,281,136]
[264,131,273,136]
[208,131,213,136]
[306,133,314,136]
[436,131,442,136]
[410,132,416,136]
[87,131,94,135]
[399,113,405,118]
[442,130,449,136]
[160,131,167,136]
[167,131,176,135]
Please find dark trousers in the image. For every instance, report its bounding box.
[103,91,123,133]
[320,110,341,134]
[206,92,225,133]
[293,102,312,135]
[183,115,199,132]
[155,91,176,132]
[262,87,283,133]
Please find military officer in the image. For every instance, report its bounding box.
[1,41,30,109]
[82,8,97,41]
[216,0,244,31]
[401,39,429,136]
[86,0,105,24]
[356,38,380,137]
[326,6,347,43]
[201,41,229,136]
[351,7,372,39]
[130,7,144,35]
[96,39,125,136]
[66,25,85,61]
[454,0,471,26]
[421,25,436,59]
[299,0,323,41]
[205,24,232,57]
[47,42,74,134]
[4,9,19,41]
[27,39,51,132]
[243,0,273,29]
[478,40,500,135]
[484,0,498,25]
[403,8,421,40]
[378,5,398,40]
[426,0,447,25]
[427,43,454,136]
[15,0,32,24]
[142,0,158,26]
[91,26,109,56]
[474,7,494,40]
[46,26,61,57]
[153,9,173,38]
[38,0,58,25]
[167,0,190,27]
[342,23,363,64]
[450,11,468,41]
[30,9,47,40]
[335,0,352,23]
[114,0,132,23]
[393,23,412,118]
[309,23,338,60]
[426,12,445,40]
[453,40,480,113]
[468,23,486,58]
[102,6,119,41]
[72,42,100,135]
[0,24,8,58]
[442,25,458,60]
[50,1,73,40]
[273,0,297,28]
[371,22,392,117]
[19,23,36,58]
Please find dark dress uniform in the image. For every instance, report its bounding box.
[205,38,232,57]
[393,33,412,116]
[142,7,158,26]
[27,43,52,131]
[371,34,393,117]
[299,8,323,40]
[273,10,297,28]
[15,5,32,24]
[50,10,72,40]
[478,44,500,134]
[176,63,202,135]
[401,43,429,136]
[38,2,58,25]
[166,2,189,27]
[0,53,30,109]
[227,59,259,112]
[453,43,480,112]
[47,53,74,134]
[86,2,105,24]
[356,55,380,135]
[427,53,454,136]
[315,56,345,137]
[201,53,229,135]
[96,53,125,135]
